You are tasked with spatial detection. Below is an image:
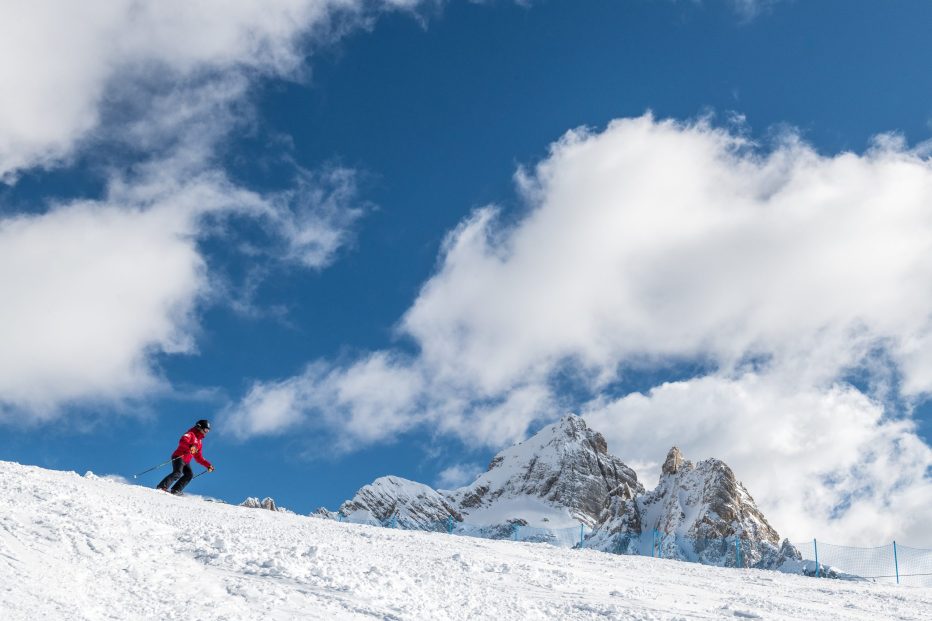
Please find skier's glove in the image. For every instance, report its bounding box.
[208,466,215,472]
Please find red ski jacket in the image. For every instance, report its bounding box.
[171,427,212,468]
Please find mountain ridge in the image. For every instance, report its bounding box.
[319,415,801,569]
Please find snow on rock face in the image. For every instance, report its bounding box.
[322,416,793,565]
[589,446,801,569]
[240,497,289,512]
[323,415,643,534]
[448,415,643,527]
[336,475,462,529]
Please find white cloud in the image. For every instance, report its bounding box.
[225,372,309,438]
[266,167,367,269]
[0,1,433,419]
[223,351,554,450]
[436,463,483,490]
[226,353,426,448]
[431,382,556,447]
[582,373,932,545]
[0,164,365,418]
[232,114,932,544]
[405,116,932,398]
[0,0,431,180]
[0,200,202,418]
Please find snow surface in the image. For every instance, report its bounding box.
[1,460,929,620]
[457,496,580,529]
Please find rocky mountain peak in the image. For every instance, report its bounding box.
[448,414,643,526]
[336,476,461,529]
[320,414,643,532]
[661,446,687,475]
[554,414,606,451]
[240,497,288,512]
[318,416,795,568]
[588,447,795,569]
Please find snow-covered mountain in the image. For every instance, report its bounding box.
[586,447,801,570]
[447,415,643,528]
[331,475,462,529]
[323,415,801,567]
[321,415,643,533]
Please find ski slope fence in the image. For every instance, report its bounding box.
[335,514,932,586]
[793,540,932,587]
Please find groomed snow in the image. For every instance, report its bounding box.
[1,461,928,620]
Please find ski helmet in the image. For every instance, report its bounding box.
[195,419,211,431]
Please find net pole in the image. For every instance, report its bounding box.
[814,539,820,578]
[893,541,899,585]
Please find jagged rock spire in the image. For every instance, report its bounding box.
[240,497,284,512]
[588,446,796,570]
[662,446,684,475]
[319,415,797,570]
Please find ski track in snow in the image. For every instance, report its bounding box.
[0,461,928,620]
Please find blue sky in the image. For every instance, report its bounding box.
[2,0,932,544]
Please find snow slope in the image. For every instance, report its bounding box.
[0,461,928,621]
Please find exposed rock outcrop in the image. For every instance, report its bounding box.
[320,416,797,568]
[447,415,643,527]
[240,497,290,513]
[319,415,643,537]
[661,446,684,475]
[336,476,462,530]
[587,446,800,569]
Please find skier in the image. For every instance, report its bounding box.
[157,419,214,495]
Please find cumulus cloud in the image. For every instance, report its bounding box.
[226,353,427,448]
[0,1,432,419]
[0,0,431,180]
[0,162,366,418]
[400,117,932,407]
[436,463,484,490]
[232,114,932,543]
[582,374,932,544]
[224,350,554,450]
[0,197,204,418]
[406,117,932,396]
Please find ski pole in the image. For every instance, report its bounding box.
[132,459,173,479]
[191,469,213,480]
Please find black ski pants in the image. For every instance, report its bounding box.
[157,457,192,493]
